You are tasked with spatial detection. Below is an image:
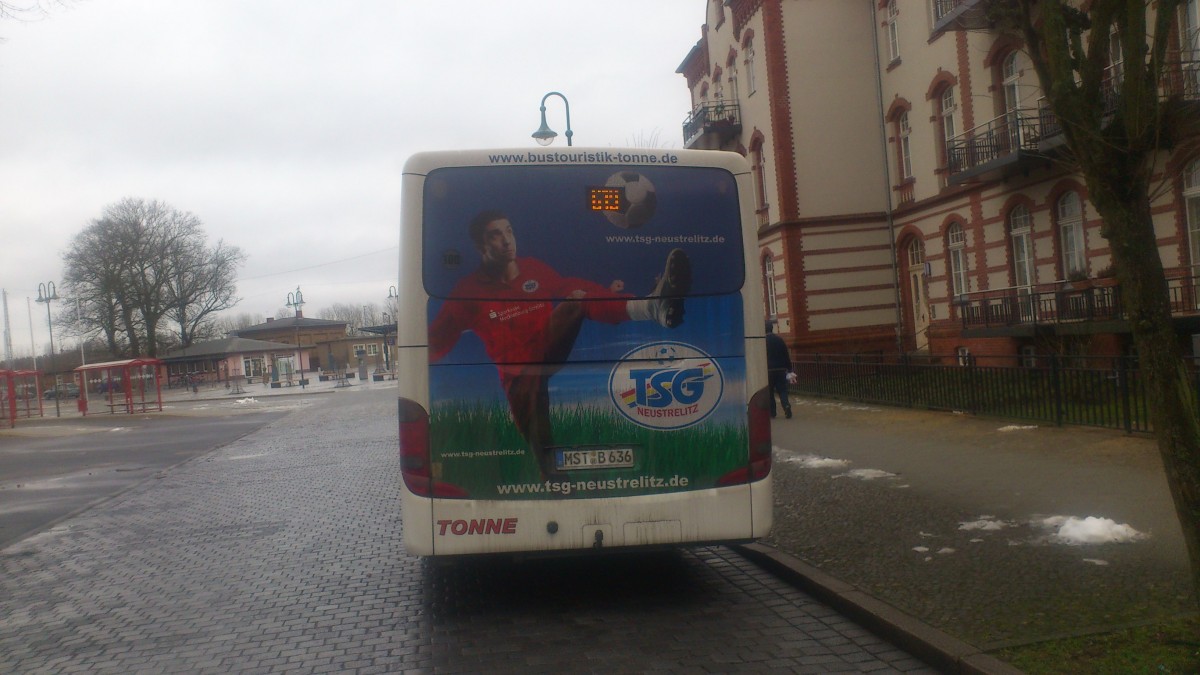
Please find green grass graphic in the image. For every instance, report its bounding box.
[430,399,747,499]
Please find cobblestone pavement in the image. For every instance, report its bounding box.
[0,386,936,674]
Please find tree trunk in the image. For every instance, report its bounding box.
[1092,183,1200,596]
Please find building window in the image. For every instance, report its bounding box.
[1009,205,1034,288]
[1058,192,1087,277]
[1186,160,1200,278]
[938,87,957,167]
[751,141,768,212]
[1020,345,1038,368]
[908,237,924,267]
[1107,31,1124,85]
[744,41,757,95]
[887,0,900,63]
[956,347,971,366]
[763,255,779,318]
[1183,1,1200,97]
[1001,51,1026,149]
[947,222,968,298]
[367,344,379,356]
[899,112,913,179]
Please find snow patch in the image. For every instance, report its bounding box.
[838,468,897,480]
[234,397,259,405]
[959,516,1014,531]
[1083,558,1109,566]
[781,453,850,469]
[997,424,1038,432]
[795,400,878,413]
[912,546,929,553]
[1038,516,1147,545]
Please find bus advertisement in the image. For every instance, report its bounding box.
[398,148,772,556]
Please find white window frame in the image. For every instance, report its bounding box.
[1185,160,1200,277]
[1009,205,1034,288]
[948,223,968,298]
[744,42,757,95]
[763,255,779,318]
[887,0,900,63]
[1002,52,1022,114]
[1183,1,1200,96]
[1183,0,1199,55]
[1020,345,1038,368]
[908,237,924,267]
[1058,192,1087,277]
[899,112,913,179]
[367,344,379,356]
[940,87,957,142]
[752,145,768,210]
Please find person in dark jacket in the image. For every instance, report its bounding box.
[765,322,792,418]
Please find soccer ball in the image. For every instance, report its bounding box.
[604,171,657,229]
[655,345,678,365]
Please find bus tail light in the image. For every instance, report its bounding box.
[398,398,469,498]
[716,387,773,486]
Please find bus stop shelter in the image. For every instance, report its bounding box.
[0,369,42,428]
[75,358,164,416]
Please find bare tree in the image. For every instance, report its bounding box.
[63,198,244,358]
[165,238,245,347]
[211,312,265,338]
[984,0,1200,594]
[318,302,379,334]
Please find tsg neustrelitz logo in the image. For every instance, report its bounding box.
[608,341,724,430]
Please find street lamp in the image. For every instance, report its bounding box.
[286,286,305,386]
[35,281,60,418]
[532,91,573,146]
[381,311,392,373]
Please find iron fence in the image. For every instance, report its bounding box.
[790,353,1200,434]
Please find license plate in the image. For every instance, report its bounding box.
[555,447,635,471]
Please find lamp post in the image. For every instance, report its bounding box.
[286,286,305,386]
[381,311,392,373]
[35,281,60,418]
[385,286,398,375]
[532,91,573,147]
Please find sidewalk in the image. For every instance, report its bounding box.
[7,374,397,427]
[160,372,393,403]
[758,396,1196,655]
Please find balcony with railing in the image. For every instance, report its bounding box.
[1164,56,1200,102]
[946,110,1043,184]
[932,0,988,33]
[956,274,1200,335]
[682,102,742,149]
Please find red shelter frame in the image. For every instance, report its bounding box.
[75,358,164,416]
[0,369,43,428]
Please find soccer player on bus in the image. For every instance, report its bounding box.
[428,209,691,479]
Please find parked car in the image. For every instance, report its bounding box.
[43,383,80,399]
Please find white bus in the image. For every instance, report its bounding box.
[397,148,771,556]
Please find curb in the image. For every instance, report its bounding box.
[733,542,1024,675]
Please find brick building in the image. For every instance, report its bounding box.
[678,0,1200,363]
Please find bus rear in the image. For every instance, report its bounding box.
[398,148,771,556]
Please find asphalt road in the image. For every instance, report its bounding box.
[0,408,288,549]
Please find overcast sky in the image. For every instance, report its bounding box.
[0,0,702,359]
